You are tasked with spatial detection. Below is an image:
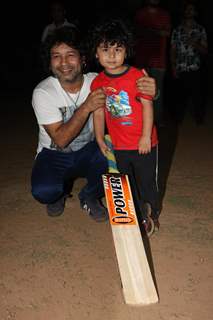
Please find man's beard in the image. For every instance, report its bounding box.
[64,73,82,84]
[56,68,82,84]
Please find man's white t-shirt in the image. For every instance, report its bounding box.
[32,72,97,154]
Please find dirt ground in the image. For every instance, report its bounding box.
[0,90,213,320]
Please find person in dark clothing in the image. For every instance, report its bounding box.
[170,2,208,125]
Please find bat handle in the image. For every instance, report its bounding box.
[104,134,119,173]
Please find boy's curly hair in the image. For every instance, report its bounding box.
[87,18,135,63]
[40,25,84,76]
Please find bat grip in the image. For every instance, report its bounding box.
[104,134,119,173]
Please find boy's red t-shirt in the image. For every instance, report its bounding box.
[91,66,158,150]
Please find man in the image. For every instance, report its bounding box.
[31,26,157,221]
[170,2,208,125]
[134,0,171,125]
[41,0,77,43]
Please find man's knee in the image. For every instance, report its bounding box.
[31,184,62,204]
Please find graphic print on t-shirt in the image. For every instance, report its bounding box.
[104,87,132,118]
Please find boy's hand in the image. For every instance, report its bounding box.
[138,136,151,154]
[98,140,109,157]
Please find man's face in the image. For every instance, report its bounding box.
[184,4,196,19]
[50,43,82,85]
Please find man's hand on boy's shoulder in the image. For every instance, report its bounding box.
[136,70,156,98]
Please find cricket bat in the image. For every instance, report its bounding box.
[102,134,159,305]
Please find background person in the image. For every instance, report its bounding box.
[134,0,171,126]
[170,2,208,125]
[41,0,78,43]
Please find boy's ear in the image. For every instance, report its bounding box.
[95,53,98,59]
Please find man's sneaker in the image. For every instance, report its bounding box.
[46,196,66,217]
[142,217,155,237]
[79,197,108,222]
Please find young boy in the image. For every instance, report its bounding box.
[89,18,160,234]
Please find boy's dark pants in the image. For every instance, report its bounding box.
[114,146,159,220]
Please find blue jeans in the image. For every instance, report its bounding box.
[31,141,108,204]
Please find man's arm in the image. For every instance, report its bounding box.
[188,37,208,55]
[43,88,106,148]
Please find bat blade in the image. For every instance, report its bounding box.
[102,172,159,305]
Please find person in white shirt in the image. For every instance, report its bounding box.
[41,0,77,43]
[32,26,157,220]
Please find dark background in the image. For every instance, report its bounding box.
[7,0,212,39]
[1,0,212,92]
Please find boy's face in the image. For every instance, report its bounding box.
[96,43,127,74]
